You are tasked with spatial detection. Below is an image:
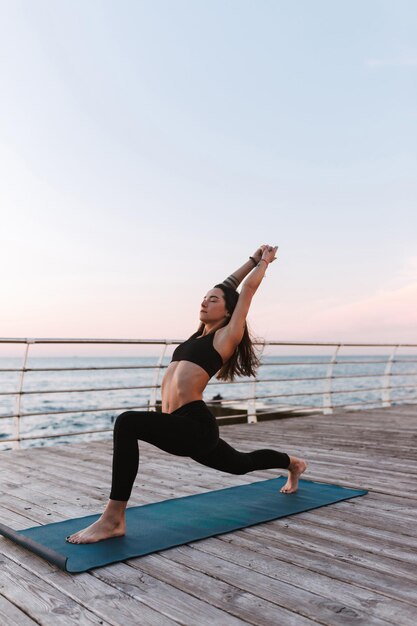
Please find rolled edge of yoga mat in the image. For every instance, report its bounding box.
[0,521,68,571]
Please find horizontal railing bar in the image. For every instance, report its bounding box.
[214,412,253,420]
[377,383,417,390]
[255,396,417,412]
[3,370,417,399]
[332,396,417,409]
[209,384,417,403]
[0,364,161,373]
[326,383,417,394]
[261,359,417,366]
[2,337,417,347]
[258,342,417,347]
[256,372,417,383]
[267,359,371,364]
[0,401,241,419]
[0,384,160,397]
[3,371,417,398]
[253,405,322,415]
[391,361,417,365]
[295,384,416,398]
[252,374,382,384]
[0,361,379,372]
[0,404,151,420]
[2,360,417,375]
[0,338,183,345]
[260,361,375,367]
[389,372,417,377]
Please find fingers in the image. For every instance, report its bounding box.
[252,245,268,262]
[261,244,279,262]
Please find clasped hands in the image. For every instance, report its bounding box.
[251,244,279,265]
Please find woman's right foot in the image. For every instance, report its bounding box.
[66,516,126,544]
[280,456,307,494]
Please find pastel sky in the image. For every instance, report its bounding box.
[0,0,416,356]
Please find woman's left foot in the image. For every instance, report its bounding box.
[66,516,125,544]
[280,457,307,494]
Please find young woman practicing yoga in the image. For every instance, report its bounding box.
[67,244,307,544]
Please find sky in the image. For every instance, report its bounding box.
[0,0,416,356]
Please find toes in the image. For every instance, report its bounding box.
[280,484,296,494]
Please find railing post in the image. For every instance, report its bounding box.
[247,379,257,424]
[323,345,340,415]
[382,345,398,407]
[247,341,265,424]
[13,341,31,449]
[149,342,168,411]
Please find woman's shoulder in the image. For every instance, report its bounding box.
[213,326,239,360]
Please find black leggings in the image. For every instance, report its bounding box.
[109,400,291,501]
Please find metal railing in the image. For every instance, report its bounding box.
[1,337,417,449]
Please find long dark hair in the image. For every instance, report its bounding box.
[197,284,260,382]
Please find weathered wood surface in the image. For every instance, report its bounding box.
[1,404,417,625]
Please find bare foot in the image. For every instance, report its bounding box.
[280,456,307,494]
[66,515,126,544]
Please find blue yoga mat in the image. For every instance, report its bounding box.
[0,477,366,573]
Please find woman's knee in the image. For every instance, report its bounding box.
[113,410,138,433]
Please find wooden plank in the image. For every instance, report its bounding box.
[93,561,255,626]
[215,530,417,605]
[243,518,417,581]
[188,537,417,623]
[0,593,39,626]
[136,549,391,626]
[299,505,416,539]
[114,555,319,626]
[1,538,248,626]
[0,554,114,626]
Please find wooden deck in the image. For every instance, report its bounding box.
[1,404,417,626]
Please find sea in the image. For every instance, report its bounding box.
[1,355,416,450]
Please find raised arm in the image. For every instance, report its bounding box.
[223,245,278,345]
[221,245,266,290]
[242,245,278,295]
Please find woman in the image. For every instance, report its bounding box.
[67,245,307,544]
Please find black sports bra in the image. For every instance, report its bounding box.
[171,331,224,378]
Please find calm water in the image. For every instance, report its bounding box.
[1,356,416,449]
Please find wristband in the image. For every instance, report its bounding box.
[249,256,257,266]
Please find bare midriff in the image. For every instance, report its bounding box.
[161,361,210,413]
